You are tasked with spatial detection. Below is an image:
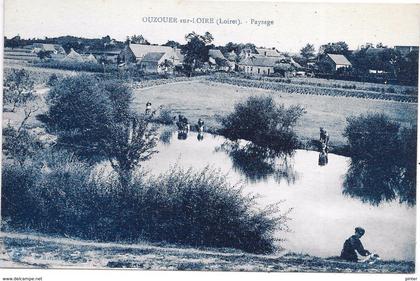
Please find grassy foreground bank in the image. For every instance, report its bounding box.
[0,232,414,273]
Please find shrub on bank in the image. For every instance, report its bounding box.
[1,153,288,254]
[219,96,305,153]
[342,113,416,205]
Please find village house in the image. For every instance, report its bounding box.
[89,49,122,63]
[255,47,282,57]
[119,43,183,73]
[322,53,352,71]
[25,43,66,55]
[208,49,235,71]
[226,50,237,62]
[238,56,279,76]
[139,52,176,74]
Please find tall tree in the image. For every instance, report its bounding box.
[319,41,349,56]
[181,31,214,76]
[300,43,315,60]
[128,34,150,45]
[163,40,182,48]
[44,75,158,188]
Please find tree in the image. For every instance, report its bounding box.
[300,43,315,60]
[343,113,416,205]
[159,59,174,72]
[3,69,36,112]
[181,31,214,76]
[319,41,349,56]
[37,50,53,61]
[163,40,181,48]
[395,50,419,85]
[128,34,150,45]
[219,96,305,153]
[44,75,158,187]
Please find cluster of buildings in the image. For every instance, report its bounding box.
[7,41,418,78]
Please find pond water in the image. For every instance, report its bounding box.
[143,129,416,261]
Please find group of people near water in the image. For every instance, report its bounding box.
[176,115,205,141]
[145,101,205,141]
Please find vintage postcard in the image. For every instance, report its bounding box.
[1,0,418,280]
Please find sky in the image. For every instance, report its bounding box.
[4,0,420,52]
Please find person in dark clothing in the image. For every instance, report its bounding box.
[145,101,152,115]
[340,227,371,262]
[319,127,330,147]
[197,118,204,132]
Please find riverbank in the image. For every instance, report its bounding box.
[0,232,414,272]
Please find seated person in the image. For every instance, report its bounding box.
[340,227,371,262]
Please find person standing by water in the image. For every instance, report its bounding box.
[145,101,152,115]
[340,227,371,262]
[197,118,204,132]
[319,127,330,149]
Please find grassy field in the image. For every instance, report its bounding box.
[133,80,417,146]
[0,232,414,272]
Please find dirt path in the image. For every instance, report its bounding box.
[0,232,414,272]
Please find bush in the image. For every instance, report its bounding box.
[47,73,59,87]
[3,69,36,111]
[342,114,416,205]
[154,107,175,125]
[44,75,158,186]
[343,113,400,162]
[219,96,305,153]
[34,60,118,73]
[1,154,289,254]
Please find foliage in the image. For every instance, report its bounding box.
[319,41,350,56]
[220,42,256,59]
[127,34,150,45]
[34,60,118,73]
[36,50,53,61]
[43,75,158,184]
[47,73,59,86]
[2,124,43,166]
[163,40,182,48]
[181,32,214,76]
[395,50,419,86]
[3,69,36,111]
[300,43,315,60]
[2,156,289,254]
[154,107,174,125]
[343,113,400,162]
[219,96,305,153]
[343,113,416,205]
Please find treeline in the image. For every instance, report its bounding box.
[297,42,419,86]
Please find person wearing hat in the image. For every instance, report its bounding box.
[340,227,371,262]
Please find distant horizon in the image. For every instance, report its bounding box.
[4,0,420,53]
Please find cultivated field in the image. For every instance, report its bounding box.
[133,80,418,146]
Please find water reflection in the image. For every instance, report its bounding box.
[159,128,173,145]
[217,141,298,184]
[343,159,415,206]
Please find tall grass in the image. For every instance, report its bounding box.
[1,151,288,253]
